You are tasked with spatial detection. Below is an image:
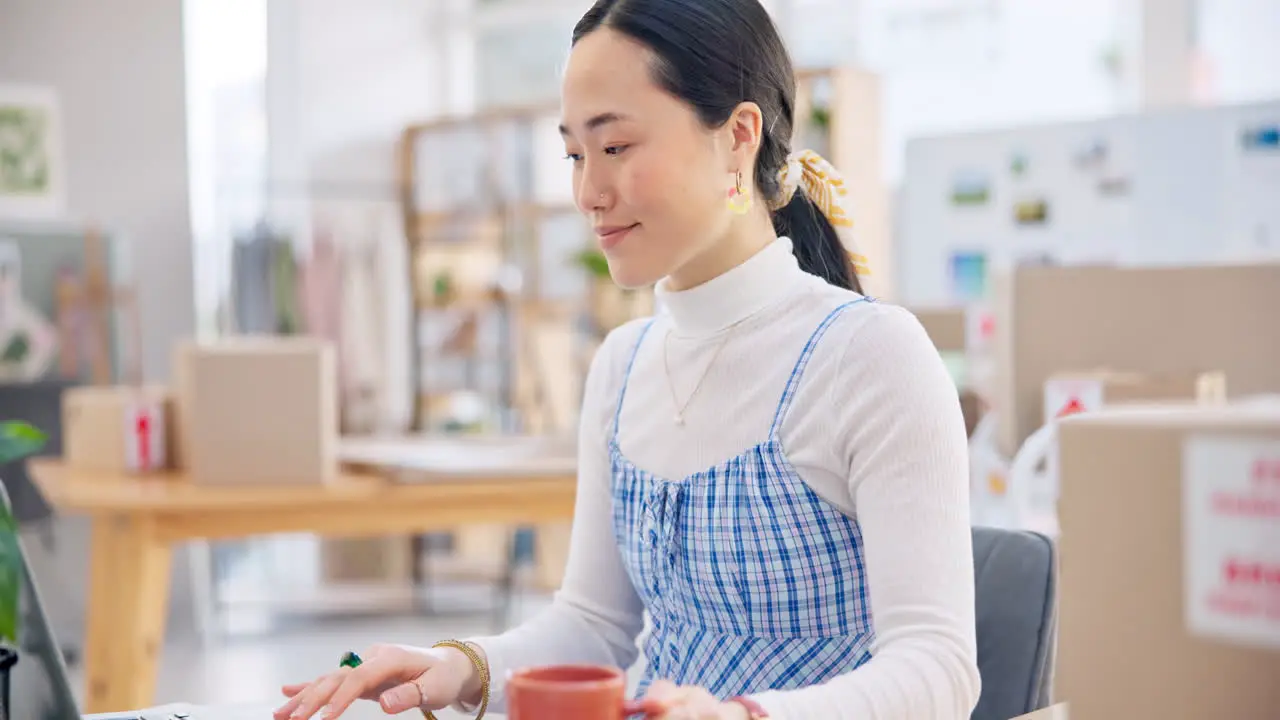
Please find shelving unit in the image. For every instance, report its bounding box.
[394,64,889,590]
[399,102,604,434]
[398,102,612,592]
[794,66,892,298]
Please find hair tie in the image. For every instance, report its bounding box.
[772,149,870,276]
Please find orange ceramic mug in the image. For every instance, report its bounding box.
[507,664,661,720]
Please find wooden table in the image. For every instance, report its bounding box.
[28,435,578,714]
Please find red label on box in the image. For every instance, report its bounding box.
[123,399,165,472]
[1183,437,1280,650]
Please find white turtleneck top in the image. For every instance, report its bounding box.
[464,237,980,719]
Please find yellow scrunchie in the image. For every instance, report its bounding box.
[772,149,869,275]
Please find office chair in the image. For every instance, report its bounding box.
[971,526,1058,720]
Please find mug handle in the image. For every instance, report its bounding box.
[621,697,666,718]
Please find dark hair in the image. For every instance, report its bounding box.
[572,0,863,293]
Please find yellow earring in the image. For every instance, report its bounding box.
[727,171,751,215]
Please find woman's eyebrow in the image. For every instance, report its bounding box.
[558,111,632,136]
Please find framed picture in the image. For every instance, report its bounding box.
[0,84,65,220]
[948,251,988,302]
[950,169,991,207]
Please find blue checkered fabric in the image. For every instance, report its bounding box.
[610,298,877,700]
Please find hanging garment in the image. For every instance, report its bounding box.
[230,224,275,335]
[298,231,345,379]
[339,238,382,433]
[371,206,413,433]
[271,238,301,335]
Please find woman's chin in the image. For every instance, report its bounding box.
[606,264,663,290]
[600,253,664,290]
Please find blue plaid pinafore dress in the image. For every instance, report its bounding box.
[610,299,877,700]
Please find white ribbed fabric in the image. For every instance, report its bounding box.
[457,237,980,719]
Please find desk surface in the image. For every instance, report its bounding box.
[29,434,578,515]
[38,436,583,716]
[28,435,579,543]
[339,433,577,477]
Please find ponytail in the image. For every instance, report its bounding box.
[771,191,863,294]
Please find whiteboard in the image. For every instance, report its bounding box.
[897,99,1280,306]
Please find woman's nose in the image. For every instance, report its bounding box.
[576,162,611,214]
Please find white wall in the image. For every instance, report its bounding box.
[0,0,195,383]
[268,0,442,202]
[1197,0,1280,104]
[185,0,269,339]
[853,0,1125,183]
[0,0,200,655]
[265,0,441,435]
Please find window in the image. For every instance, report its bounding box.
[183,0,269,339]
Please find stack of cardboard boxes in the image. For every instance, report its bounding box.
[969,262,1280,715]
[63,337,336,484]
[1054,402,1280,717]
[60,336,421,587]
[967,262,1280,529]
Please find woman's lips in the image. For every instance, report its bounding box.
[595,223,638,250]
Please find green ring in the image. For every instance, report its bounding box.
[339,651,362,669]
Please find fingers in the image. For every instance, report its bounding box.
[274,683,311,720]
[643,679,687,710]
[323,664,384,720]
[622,697,666,718]
[645,679,680,702]
[378,680,425,714]
[275,645,432,720]
[286,669,348,720]
[641,682,722,720]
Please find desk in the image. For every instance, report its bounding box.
[28,436,577,714]
[1014,704,1068,719]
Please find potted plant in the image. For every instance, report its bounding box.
[805,103,832,158]
[571,248,642,335]
[0,420,47,713]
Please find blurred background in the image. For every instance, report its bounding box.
[1,0,1278,717]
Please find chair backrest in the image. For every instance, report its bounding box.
[970,526,1058,720]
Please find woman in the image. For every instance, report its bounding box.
[276,0,979,718]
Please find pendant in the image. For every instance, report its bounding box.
[674,413,685,426]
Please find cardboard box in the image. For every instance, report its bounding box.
[174,337,337,485]
[908,306,967,353]
[1043,370,1205,424]
[989,263,1280,455]
[62,385,174,473]
[1055,403,1280,719]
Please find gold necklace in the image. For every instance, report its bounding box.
[662,326,736,426]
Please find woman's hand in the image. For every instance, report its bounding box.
[642,680,752,720]
[273,644,481,720]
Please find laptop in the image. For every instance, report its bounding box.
[0,485,272,720]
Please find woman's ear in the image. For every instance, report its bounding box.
[725,101,764,165]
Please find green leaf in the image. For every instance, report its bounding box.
[0,421,44,642]
[0,500,18,645]
[0,421,46,464]
[570,248,612,279]
[0,331,29,362]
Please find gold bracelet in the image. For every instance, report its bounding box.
[424,640,490,720]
